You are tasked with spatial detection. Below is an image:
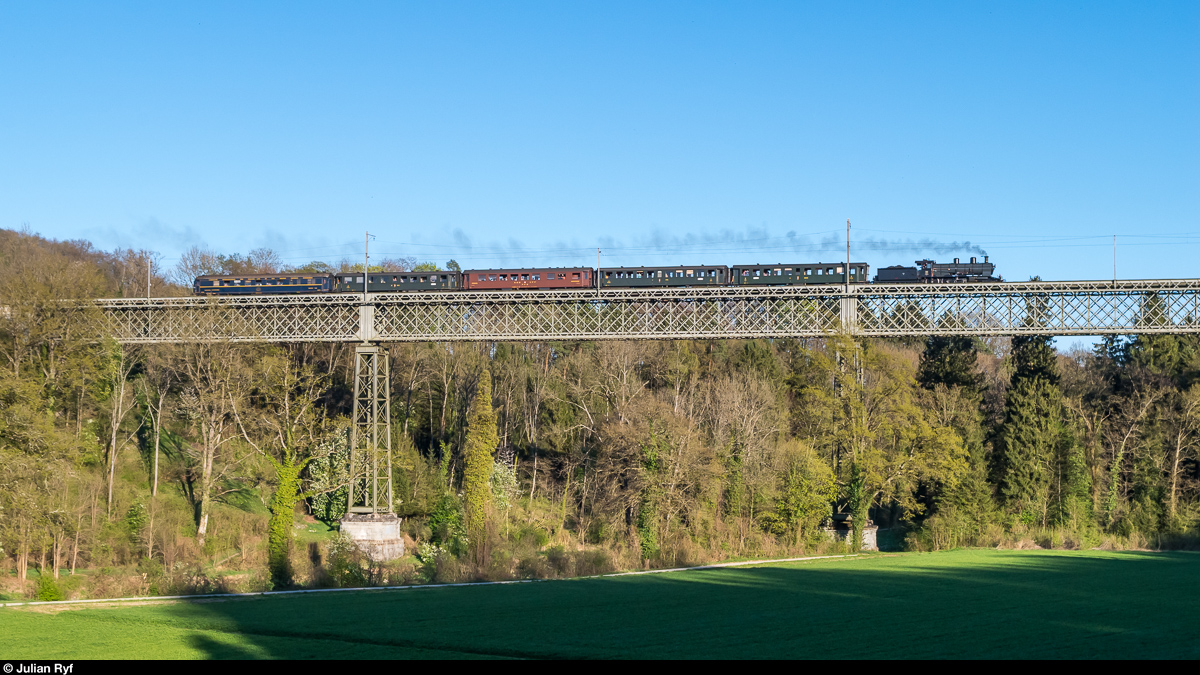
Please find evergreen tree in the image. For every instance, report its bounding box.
[998,377,1060,521]
[918,335,981,393]
[1128,333,1192,381]
[1049,417,1091,527]
[462,370,499,540]
[942,442,997,541]
[997,332,1062,522]
[1011,333,1059,386]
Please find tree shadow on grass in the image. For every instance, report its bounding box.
[187,634,265,660]
[138,550,1200,659]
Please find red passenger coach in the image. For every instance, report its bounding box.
[464,268,593,290]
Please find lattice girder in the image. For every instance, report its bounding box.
[89,280,1200,343]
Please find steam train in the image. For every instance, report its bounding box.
[192,256,998,296]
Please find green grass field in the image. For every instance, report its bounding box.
[3,549,1198,659]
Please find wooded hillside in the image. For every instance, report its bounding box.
[2,228,1198,600]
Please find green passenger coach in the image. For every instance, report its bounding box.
[600,266,728,288]
[730,262,870,286]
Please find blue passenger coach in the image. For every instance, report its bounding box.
[194,274,332,295]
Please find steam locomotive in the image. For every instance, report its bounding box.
[873,256,998,284]
[192,257,999,296]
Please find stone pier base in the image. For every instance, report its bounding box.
[339,513,405,561]
[822,521,879,552]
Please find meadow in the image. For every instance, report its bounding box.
[2,549,1197,659]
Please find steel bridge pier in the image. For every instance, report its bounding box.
[339,343,403,560]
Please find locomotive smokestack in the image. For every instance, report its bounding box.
[971,257,977,264]
[984,255,989,263]
[954,258,960,264]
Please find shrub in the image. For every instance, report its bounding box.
[325,534,373,588]
[36,575,63,602]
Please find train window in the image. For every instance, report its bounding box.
[521,274,529,281]
[686,270,694,277]
[357,276,364,283]
[420,276,427,283]
[489,275,497,281]
[499,274,507,281]
[533,274,540,280]
[804,268,812,275]
[836,267,843,274]
[824,268,832,275]
[441,275,448,280]
[784,268,792,272]
[392,276,398,282]
[572,272,580,279]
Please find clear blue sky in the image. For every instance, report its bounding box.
[1,2,1197,282]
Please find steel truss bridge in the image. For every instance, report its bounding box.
[94,279,1200,345]
[89,278,1200,517]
